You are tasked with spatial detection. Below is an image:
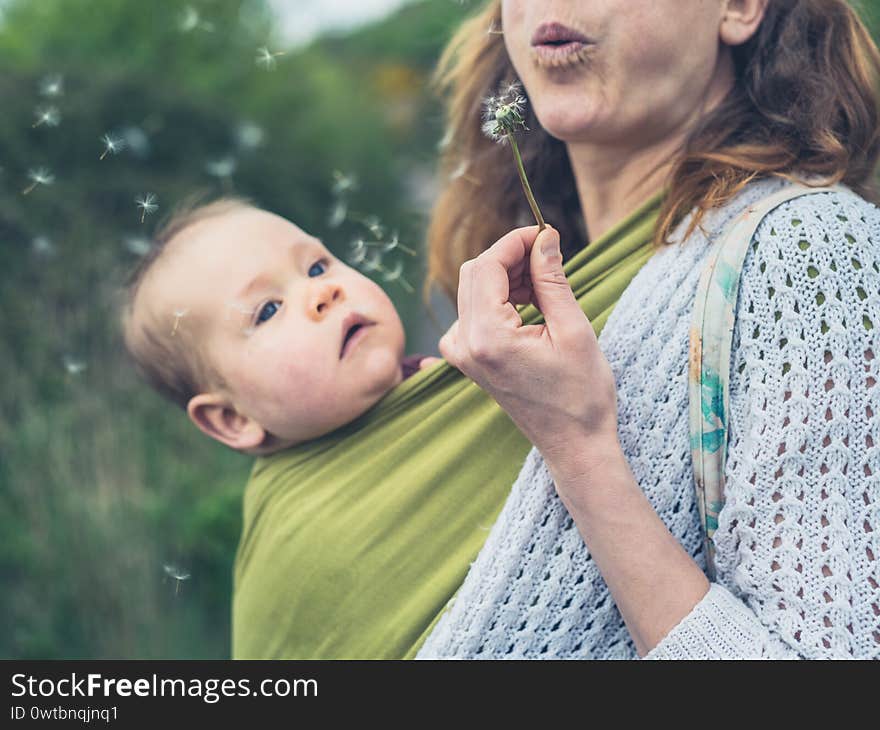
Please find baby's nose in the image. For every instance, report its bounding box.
[308,282,345,321]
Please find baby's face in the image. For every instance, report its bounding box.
[160,206,406,447]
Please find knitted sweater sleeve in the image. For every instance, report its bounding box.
[646,190,880,659]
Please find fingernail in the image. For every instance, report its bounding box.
[540,228,560,257]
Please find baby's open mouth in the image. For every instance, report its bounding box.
[340,313,375,358]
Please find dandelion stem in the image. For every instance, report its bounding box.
[99,149,108,160]
[506,132,545,230]
[22,183,37,195]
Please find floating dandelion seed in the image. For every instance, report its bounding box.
[31,235,55,256]
[135,193,158,223]
[362,215,385,239]
[39,73,64,97]
[348,238,368,266]
[32,105,61,128]
[163,563,191,595]
[482,80,545,229]
[382,260,404,282]
[364,255,414,293]
[99,133,126,160]
[120,126,150,158]
[328,200,347,228]
[380,260,414,293]
[364,251,384,273]
[62,355,87,376]
[380,232,416,256]
[179,5,199,31]
[235,121,264,150]
[170,308,189,337]
[331,170,357,195]
[123,235,151,257]
[178,5,213,32]
[205,156,237,178]
[449,159,468,180]
[487,19,504,35]
[255,46,285,70]
[22,167,55,195]
[437,127,454,151]
[224,301,255,322]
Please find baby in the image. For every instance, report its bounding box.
[122,197,440,454]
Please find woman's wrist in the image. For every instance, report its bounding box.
[541,428,627,506]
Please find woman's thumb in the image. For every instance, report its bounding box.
[530,226,582,329]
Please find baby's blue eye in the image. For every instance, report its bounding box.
[256,301,280,324]
[308,259,328,277]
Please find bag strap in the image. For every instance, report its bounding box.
[688,181,848,580]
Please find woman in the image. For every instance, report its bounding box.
[418,0,880,658]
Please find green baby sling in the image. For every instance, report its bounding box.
[232,191,665,659]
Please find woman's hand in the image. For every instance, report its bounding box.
[439,225,621,485]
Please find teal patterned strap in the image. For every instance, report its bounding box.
[688,181,848,580]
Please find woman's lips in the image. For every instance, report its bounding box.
[530,21,592,46]
[530,21,595,68]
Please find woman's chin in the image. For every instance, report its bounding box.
[536,114,602,144]
[532,100,604,143]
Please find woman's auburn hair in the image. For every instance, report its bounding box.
[424,0,880,305]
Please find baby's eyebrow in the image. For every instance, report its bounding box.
[236,273,275,301]
[234,238,325,301]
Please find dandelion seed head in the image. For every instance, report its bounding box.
[482,81,528,143]
[39,74,63,97]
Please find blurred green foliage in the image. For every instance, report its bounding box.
[0,0,470,658]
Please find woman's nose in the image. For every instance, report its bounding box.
[307,281,345,321]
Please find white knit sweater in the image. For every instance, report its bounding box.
[418,176,880,659]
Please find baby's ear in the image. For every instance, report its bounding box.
[187,392,266,452]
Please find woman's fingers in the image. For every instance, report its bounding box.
[438,319,460,367]
[461,226,540,356]
[527,226,589,344]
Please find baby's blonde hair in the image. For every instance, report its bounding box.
[121,195,252,410]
